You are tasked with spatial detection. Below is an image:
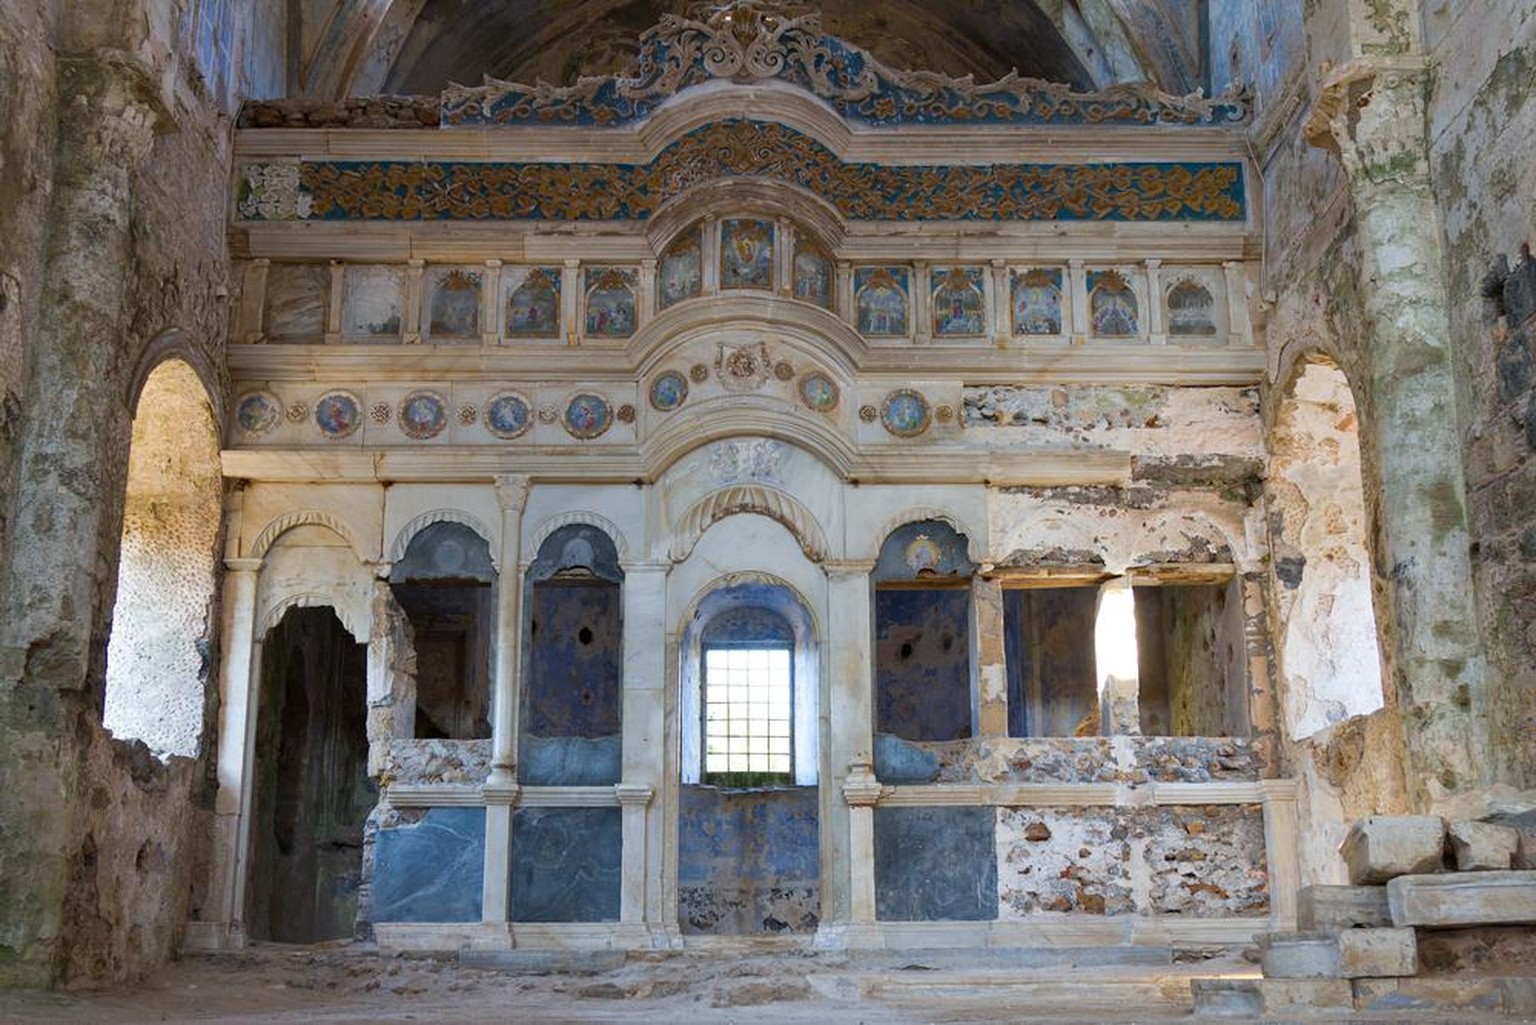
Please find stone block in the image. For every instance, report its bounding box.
[1388,870,1536,927]
[1254,978,1353,1012]
[1449,819,1519,871]
[1341,815,1446,884]
[1353,976,1504,1013]
[1297,884,1391,930]
[1257,931,1340,979]
[1189,979,1259,1017]
[1336,927,1417,978]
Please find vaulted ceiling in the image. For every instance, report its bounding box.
[292,0,1208,102]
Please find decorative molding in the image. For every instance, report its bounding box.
[235,122,1246,225]
[389,508,499,564]
[492,474,531,514]
[258,590,368,642]
[528,510,631,561]
[669,483,829,563]
[438,2,1247,130]
[249,508,363,560]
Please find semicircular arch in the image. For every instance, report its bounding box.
[670,483,829,564]
[527,510,631,563]
[250,510,365,562]
[646,177,847,255]
[389,508,499,565]
[641,393,857,480]
[626,294,868,377]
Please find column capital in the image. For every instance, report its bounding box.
[823,559,875,581]
[367,560,394,580]
[615,783,655,807]
[493,474,531,513]
[1303,56,1432,186]
[842,760,887,807]
[482,777,522,805]
[224,557,264,574]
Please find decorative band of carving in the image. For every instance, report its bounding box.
[671,483,828,563]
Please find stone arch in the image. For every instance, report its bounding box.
[645,176,847,256]
[527,510,630,563]
[125,327,224,433]
[642,396,858,480]
[1268,351,1387,740]
[250,510,365,562]
[259,591,369,644]
[670,483,828,563]
[876,506,983,563]
[627,294,869,376]
[102,356,223,757]
[389,508,497,565]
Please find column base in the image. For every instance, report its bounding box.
[181,920,246,953]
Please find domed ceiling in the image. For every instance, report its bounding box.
[293,0,1207,102]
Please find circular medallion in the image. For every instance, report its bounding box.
[905,534,944,575]
[397,391,447,440]
[797,371,840,414]
[235,391,280,435]
[880,389,931,438]
[858,404,878,423]
[616,404,636,424]
[485,392,532,439]
[689,363,710,383]
[649,370,689,412]
[457,403,478,426]
[313,391,361,439]
[773,360,796,382]
[563,392,613,440]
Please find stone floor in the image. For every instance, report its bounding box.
[3,943,1535,1024]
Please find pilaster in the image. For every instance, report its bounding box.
[483,474,530,924]
[823,560,875,930]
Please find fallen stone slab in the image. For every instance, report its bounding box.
[1387,870,1536,927]
[1336,926,1417,978]
[1341,815,1446,884]
[1192,978,1353,1016]
[1353,975,1505,1013]
[1256,932,1339,979]
[1449,819,1520,871]
[1297,884,1391,930]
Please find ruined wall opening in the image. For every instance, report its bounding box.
[520,524,623,786]
[246,606,372,943]
[102,358,222,757]
[1135,577,1249,736]
[1269,356,1385,739]
[388,522,494,740]
[1004,584,1101,737]
[873,520,976,743]
[677,579,820,935]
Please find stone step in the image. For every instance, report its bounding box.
[1388,870,1536,927]
[1195,973,1536,1016]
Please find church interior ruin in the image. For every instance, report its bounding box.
[4,0,1536,1018]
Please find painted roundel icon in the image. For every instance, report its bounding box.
[397,391,448,439]
[797,370,839,413]
[880,389,930,437]
[314,390,362,439]
[563,392,613,439]
[649,369,688,412]
[235,391,281,434]
[485,391,532,439]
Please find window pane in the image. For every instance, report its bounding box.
[702,642,793,784]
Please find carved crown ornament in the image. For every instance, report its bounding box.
[438,0,1247,130]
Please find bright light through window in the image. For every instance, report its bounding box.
[703,646,792,782]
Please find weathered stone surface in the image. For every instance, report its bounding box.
[1388,870,1536,927]
[1449,819,1519,870]
[1297,884,1392,930]
[1341,815,1446,884]
[1189,978,1260,1017]
[1336,927,1417,978]
[1417,925,1536,974]
[1353,976,1505,1013]
[1257,932,1341,979]
[372,808,484,923]
[1254,978,1354,1012]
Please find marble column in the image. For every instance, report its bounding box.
[619,560,668,942]
[1306,57,1485,807]
[482,474,529,929]
[821,560,874,941]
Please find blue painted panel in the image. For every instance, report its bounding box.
[371,808,484,923]
[873,732,941,784]
[511,807,621,922]
[875,588,972,741]
[677,785,820,934]
[524,581,622,740]
[875,806,997,921]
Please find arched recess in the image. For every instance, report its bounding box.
[251,510,364,563]
[103,357,223,757]
[1268,354,1387,739]
[389,508,498,566]
[670,484,828,563]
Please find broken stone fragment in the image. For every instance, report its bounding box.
[1340,815,1446,884]
[1257,932,1340,979]
[1297,884,1392,930]
[1387,870,1536,928]
[1448,819,1519,871]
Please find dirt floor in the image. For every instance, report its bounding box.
[3,943,1534,1024]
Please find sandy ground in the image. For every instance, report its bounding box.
[0,943,1528,1024]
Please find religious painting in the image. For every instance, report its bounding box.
[658,226,703,309]
[583,267,637,338]
[1011,267,1064,336]
[1166,276,1219,336]
[397,391,448,440]
[342,265,405,340]
[880,389,931,437]
[503,266,562,339]
[793,244,832,308]
[797,370,839,413]
[649,370,689,412]
[485,391,532,439]
[1088,269,1139,337]
[854,266,909,337]
[931,266,987,337]
[235,391,281,435]
[263,263,328,341]
[720,218,774,289]
[314,391,362,439]
[424,267,481,340]
[563,393,613,439]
